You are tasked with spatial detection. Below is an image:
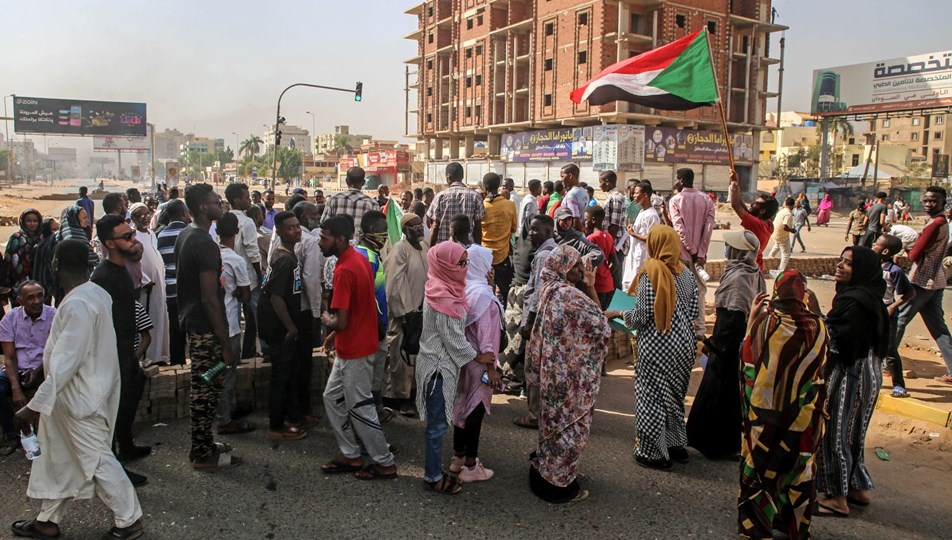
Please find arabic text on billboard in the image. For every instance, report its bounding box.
[93,136,151,152]
[501,127,592,163]
[643,127,753,166]
[811,50,952,116]
[13,96,147,136]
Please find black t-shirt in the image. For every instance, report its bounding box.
[174,225,225,334]
[91,260,136,364]
[257,248,304,342]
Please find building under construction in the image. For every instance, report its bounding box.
[405,0,786,192]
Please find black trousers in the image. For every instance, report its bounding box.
[493,258,514,307]
[242,295,259,359]
[597,290,615,311]
[167,298,186,365]
[452,403,486,458]
[266,338,304,431]
[115,358,146,453]
[884,311,906,388]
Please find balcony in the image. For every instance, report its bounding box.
[729,14,788,33]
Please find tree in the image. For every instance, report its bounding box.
[217,146,235,165]
[275,146,303,181]
[240,135,263,158]
[0,149,7,174]
[331,134,353,157]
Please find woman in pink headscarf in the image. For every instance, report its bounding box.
[415,241,494,495]
[816,193,833,226]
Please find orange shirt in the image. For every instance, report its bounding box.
[481,195,517,264]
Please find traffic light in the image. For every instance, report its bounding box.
[275,130,282,146]
[355,82,363,102]
[277,116,286,124]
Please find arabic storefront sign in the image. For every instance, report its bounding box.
[13,96,147,136]
[592,125,645,172]
[644,127,753,166]
[500,127,593,163]
[811,50,952,116]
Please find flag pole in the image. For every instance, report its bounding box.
[704,28,735,172]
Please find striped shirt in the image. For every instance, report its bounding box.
[157,221,188,299]
[132,300,154,352]
[425,182,486,244]
[320,189,379,240]
[414,303,477,422]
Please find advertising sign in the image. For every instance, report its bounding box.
[643,127,753,166]
[933,154,950,178]
[811,50,952,116]
[93,136,151,152]
[500,127,593,163]
[592,125,646,172]
[13,96,147,136]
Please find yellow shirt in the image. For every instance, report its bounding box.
[481,195,517,264]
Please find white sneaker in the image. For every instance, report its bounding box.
[459,459,494,482]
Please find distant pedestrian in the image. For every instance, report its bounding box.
[75,186,95,240]
[791,200,812,252]
[816,193,833,226]
[845,202,867,246]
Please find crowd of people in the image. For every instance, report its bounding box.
[1,163,951,538]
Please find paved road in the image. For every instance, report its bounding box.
[1,367,949,539]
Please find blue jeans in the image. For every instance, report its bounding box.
[423,374,447,483]
[896,285,952,375]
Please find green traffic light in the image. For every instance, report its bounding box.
[355,82,363,102]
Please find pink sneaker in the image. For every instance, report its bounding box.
[459,459,494,482]
[449,456,464,474]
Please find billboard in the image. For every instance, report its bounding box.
[13,96,147,136]
[643,127,753,166]
[93,136,151,152]
[811,49,952,116]
[592,125,645,172]
[500,127,593,163]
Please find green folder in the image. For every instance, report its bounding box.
[607,290,637,335]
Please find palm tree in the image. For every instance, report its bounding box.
[240,135,263,158]
[332,134,353,157]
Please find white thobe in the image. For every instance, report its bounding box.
[136,229,170,365]
[269,227,324,313]
[26,282,142,527]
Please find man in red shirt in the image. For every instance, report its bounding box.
[319,215,397,480]
[584,206,617,309]
[729,171,779,272]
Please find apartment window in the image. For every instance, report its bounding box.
[913,117,921,126]
[544,94,553,107]
[882,118,890,128]
[923,146,929,155]
[937,116,944,125]
[467,18,473,30]
[427,6,433,17]
[852,154,860,167]
[742,36,749,53]
[475,105,481,117]
[630,13,644,34]
[475,74,482,86]
[707,21,717,34]
[426,113,433,123]
[578,51,587,64]
[475,45,482,56]
[935,131,943,140]
[426,87,433,97]
[477,14,483,26]
[426,59,433,70]
[848,137,856,144]
[465,48,473,58]
[882,134,889,141]
[428,32,433,44]
[544,58,553,71]
[676,14,686,28]
[544,22,554,36]
[578,13,588,26]
[466,76,472,88]
[910,132,919,141]
[466,106,472,118]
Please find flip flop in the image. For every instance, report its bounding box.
[217,420,256,435]
[355,464,398,480]
[847,495,871,507]
[934,375,952,386]
[423,475,462,495]
[570,489,590,502]
[815,501,849,518]
[321,459,363,474]
[11,519,60,539]
[266,427,307,441]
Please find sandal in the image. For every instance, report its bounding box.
[815,501,849,518]
[355,464,398,480]
[0,437,19,456]
[847,495,871,507]
[890,386,910,398]
[217,420,256,435]
[102,519,144,539]
[513,414,538,429]
[11,519,60,539]
[571,489,590,502]
[321,458,364,474]
[192,448,243,470]
[423,475,462,495]
[290,415,320,429]
[934,375,952,386]
[266,427,307,441]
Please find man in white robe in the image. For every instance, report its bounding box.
[11,239,143,539]
[131,202,170,365]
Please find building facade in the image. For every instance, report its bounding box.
[866,112,951,167]
[406,0,784,192]
[314,125,371,156]
[154,129,186,161]
[264,124,312,156]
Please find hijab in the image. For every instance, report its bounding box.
[826,246,889,364]
[536,244,583,315]
[425,241,469,320]
[464,245,502,326]
[18,209,42,242]
[715,231,764,313]
[631,225,685,334]
[819,193,833,211]
[55,205,88,243]
[770,269,815,324]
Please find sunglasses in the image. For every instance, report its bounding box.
[110,231,136,242]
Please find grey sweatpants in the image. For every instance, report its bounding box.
[323,354,395,466]
[216,334,242,425]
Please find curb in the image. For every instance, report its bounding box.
[876,390,952,428]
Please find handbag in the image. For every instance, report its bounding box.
[401,307,424,356]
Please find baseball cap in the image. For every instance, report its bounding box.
[553,207,574,221]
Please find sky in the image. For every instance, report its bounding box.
[2,0,951,158]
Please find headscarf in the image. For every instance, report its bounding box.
[18,209,42,242]
[4,209,43,289]
[464,245,502,326]
[631,225,685,334]
[715,230,764,313]
[819,194,833,211]
[770,269,814,324]
[425,241,469,319]
[55,205,88,243]
[826,246,889,364]
[537,244,581,309]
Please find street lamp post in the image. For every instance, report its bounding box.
[270,82,362,190]
[231,131,239,181]
[306,111,315,154]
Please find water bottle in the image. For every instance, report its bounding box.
[20,427,40,461]
[200,361,227,384]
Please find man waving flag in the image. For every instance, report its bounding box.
[570,28,719,110]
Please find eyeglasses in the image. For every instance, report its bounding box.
[110,231,136,242]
